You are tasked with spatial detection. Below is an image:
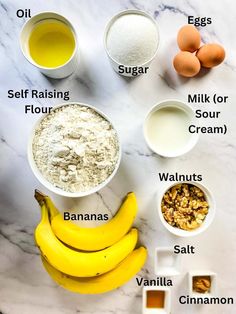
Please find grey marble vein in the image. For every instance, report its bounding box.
[0,137,26,159]
[154,4,189,18]
[96,191,113,215]
[0,225,38,255]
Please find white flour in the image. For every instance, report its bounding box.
[106,13,158,66]
[32,104,119,193]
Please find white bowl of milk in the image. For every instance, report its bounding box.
[143,99,199,157]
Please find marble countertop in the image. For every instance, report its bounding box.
[0,0,236,313]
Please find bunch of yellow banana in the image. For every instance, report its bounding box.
[34,190,147,294]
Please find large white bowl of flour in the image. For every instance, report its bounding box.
[28,103,121,197]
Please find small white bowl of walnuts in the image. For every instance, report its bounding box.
[158,182,215,237]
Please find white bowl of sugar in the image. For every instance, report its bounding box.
[104,10,159,77]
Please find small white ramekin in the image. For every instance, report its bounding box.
[188,270,217,296]
[155,247,181,277]
[157,181,215,237]
[104,9,159,77]
[143,286,171,314]
[28,102,121,198]
[143,99,199,158]
[20,12,79,79]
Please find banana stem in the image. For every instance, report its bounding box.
[34,190,46,206]
[34,189,59,219]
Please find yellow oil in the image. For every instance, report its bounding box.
[29,19,75,68]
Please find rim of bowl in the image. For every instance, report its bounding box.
[28,102,122,198]
[20,11,78,70]
[104,9,160,67]
[143,99,199,158]
[157,181,216,237]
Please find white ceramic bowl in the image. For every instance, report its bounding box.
[157,182,215,237]
[155,247,181,277]
[104,9,159,77]
[143,99,199,157]
[28,102,121,198]
[143,286,171,314]
[20,12,79,79]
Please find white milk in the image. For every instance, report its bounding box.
[146,106,192,156]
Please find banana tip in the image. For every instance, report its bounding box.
[34,189,46,204]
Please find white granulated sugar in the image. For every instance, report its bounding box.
[32,104,119,193]
[106,13,158,66]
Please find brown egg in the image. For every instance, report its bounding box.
[196,43,225,68]
[177,25,201,52]
[173,51,201,77]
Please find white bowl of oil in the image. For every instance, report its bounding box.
[20,12,78,79]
